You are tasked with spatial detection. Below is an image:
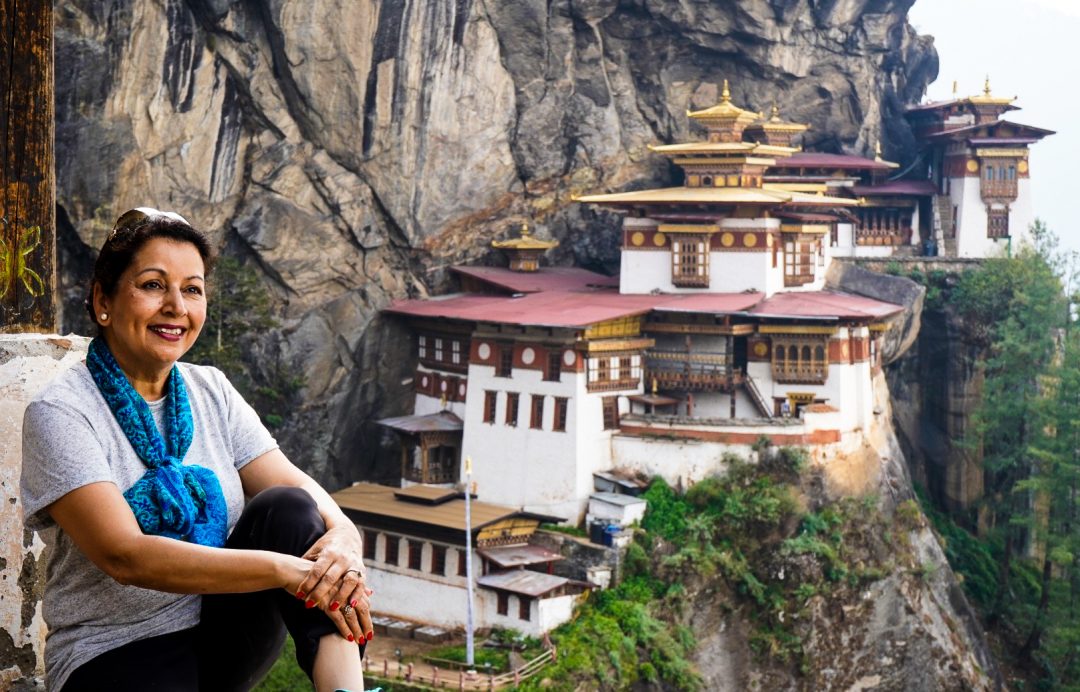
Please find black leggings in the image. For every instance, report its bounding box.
[62,486,362,691]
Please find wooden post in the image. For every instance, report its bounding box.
[0,0,55,332]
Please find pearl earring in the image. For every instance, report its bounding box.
[100,312,108,322]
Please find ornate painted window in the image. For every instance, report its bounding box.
[418,333,469,373]
[770,336,829,384]
[987,208,1010,238]
[602,396,620,430]
[671,234,709,288]
[783,237,816,286]
[587,352,642,392]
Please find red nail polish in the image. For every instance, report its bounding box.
[295,590,306,600]
[305,599,315,609]
[358,634,366,644]
[330,602,339,611]
[367,631,374,641]
[347,634,354,642]
[350,599,358,609]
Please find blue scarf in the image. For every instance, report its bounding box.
[86,337,228,547]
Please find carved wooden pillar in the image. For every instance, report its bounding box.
[0,0,55,331]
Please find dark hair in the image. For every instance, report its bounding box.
[85,208,217,325]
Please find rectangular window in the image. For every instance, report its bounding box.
[987,208,1010,238]
[434,338,444,363]
[483,391,497,423]
[497,343,513,377]
[384,535,400,566]
[363,529,377,561]
[530,395,545,430]
[458,549,468,577]
[408,540,423,570]
[418,335,427,359]
[518,596,532,621]
[553,397,569,432]
[505,392,520,426]
[431,545,447,576]
[497,592,509,616]
[783,237,815,287]
[602,397,619,430]
[451,340,462,365]
[588,353,641,393]
[671,234,709,288]
[618,357,631,381]
[546,350,562,382]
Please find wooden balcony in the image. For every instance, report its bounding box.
[980,180,1018,201]
[587,377,641,393]
[645,350,736,392]
[773,364,827,385]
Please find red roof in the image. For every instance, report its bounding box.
[748,291,903,320]
[925,120,1055,141]
[386,289,661,328]
[771,152,892,171]
[851,180,937,197]
[452,266,618,294]
[651,292,763,314]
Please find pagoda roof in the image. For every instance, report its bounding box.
[575,186,858,207]
[770,152,894,171]
[748,290,903,321]
[648,141,796,157]
[924,120,1055,141]
[377,411,464,434]
[851,180,937,197]
[686,80,758,123]
[491,224,559,251]
[452,266,618,294]
[906,97,1019,114]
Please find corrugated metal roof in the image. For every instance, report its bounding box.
[332,483,561,531]
[590,492,647,508]
[478,544,564,569]
[477,570,574,597]
[771,152,892,170]
[377,411,464,434]
[452,266,618,294]
[851,181,937,197]
[651,292,764,315]
[749,291,903,320]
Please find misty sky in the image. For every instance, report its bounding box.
[908,0,1076,251]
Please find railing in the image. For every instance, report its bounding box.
[783,272,816,286]
[773,364,827,385]
[586,376,640,393]
[980,179,1018,201]
[645,350,733,391]
[366,647,557,689]
[404,463,458,485]
[742,373,773,418]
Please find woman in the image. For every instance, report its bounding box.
[21,208,373,691]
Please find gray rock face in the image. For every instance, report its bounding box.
[52,0,937,484]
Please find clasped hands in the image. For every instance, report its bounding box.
[292,525,373,644]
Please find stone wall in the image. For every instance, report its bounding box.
[0,335,89,689]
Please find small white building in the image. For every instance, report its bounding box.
[331,483,589,637]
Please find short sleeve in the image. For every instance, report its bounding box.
[21,399,114,531]
[213,368,279,470]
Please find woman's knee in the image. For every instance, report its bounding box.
[230,486,325,553]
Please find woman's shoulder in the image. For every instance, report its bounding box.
[176,361,238,402]
[30,360,95,407]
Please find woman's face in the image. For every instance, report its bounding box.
[96,237,207,377]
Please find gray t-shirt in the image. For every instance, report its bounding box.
[21,361,278,691]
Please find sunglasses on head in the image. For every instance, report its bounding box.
[107,207,191,242]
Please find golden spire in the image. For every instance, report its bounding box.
[652,377,658,396]
[520,221,531,237]
[984,75,992,97]
[771,103,781,121]
[721,79,731,103]
[952,80,958,97]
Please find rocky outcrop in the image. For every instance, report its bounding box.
[53,0,938,486]
[827,261,925,365]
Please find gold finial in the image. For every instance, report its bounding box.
[984,75,992,97]
[652,377,658,396]
[520,221,531,237]
[952,80,958,97]
[440,393,448,410]
[721,79,731,103]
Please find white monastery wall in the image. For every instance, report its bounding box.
[611,433,754,485]
[1011,178,1036,245]
[462,363,583,516]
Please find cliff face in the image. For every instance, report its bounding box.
[53,0,938,485]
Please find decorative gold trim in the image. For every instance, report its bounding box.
[975,148,1029,158]
[657,224,720,234]
[758,325,839,335]
[780,224,830,234]
[1018,160,1029,174]
[965,159,979,173]
[586,338,655,353]
[653,232,667,246]
[720,232,735,247]
[645,322,755,336]
[743,233,758,248]
[631,231,645,247]
[869,323,892,332]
